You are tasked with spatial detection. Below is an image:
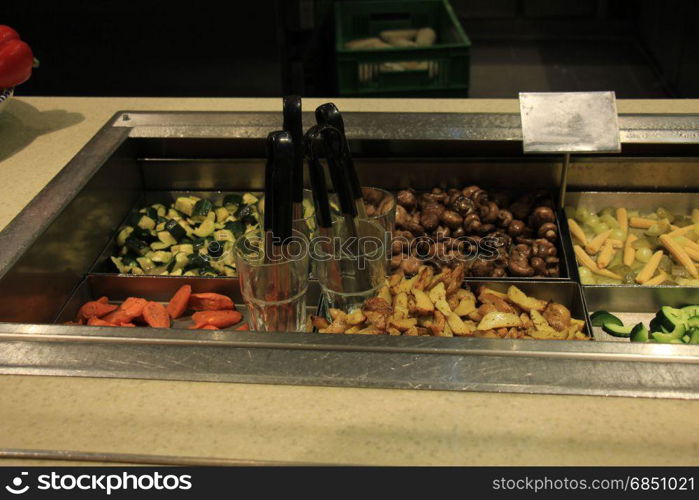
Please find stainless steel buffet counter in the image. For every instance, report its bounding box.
[1,97,698,466]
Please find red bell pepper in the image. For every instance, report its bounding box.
[0,25,34,88]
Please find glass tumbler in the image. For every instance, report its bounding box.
[312,218,388,315]
[235,229,309,332]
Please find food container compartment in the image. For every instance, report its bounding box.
[564,191,699,287]
[585,285,699,343]
[89,190,264,276]
[54,274,323,330]
[316,279,592,339]
[389,187,573,280]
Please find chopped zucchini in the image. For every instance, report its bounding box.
[242,193,258,205]
[174,197,197,216]
[116,227,134,246]
[165,219,186,240]
[235,204,256,225]
[157,231,178,247]
[136,256,154,272]
[125,236,149,256]
[153,203,167,217]
[111,256,131,273]
[151,251,172,264]
[224,220,246,238]
[193,218,215,238]
[143,207,158,220]
[150,241,171,251]
[214,229,234,242]
[223,193,243,208]
[192,199,213,219]
[215,206,229,223]
[169,268,183,276]
[137,215,156,231]
[174,244,194,255]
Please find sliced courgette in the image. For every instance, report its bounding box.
[136,256,154,272]
[242,193,258,205]
[223,193,243,208]
[125,236,149,256]
[630,323,649,342]
[224,220,246,238]
[193,218,215,238]
[116,227,134,247]
[215,206,229,223]
[234,204,256,225]
[174,197,197,216]
[157,230,178,247]
[165,219,186,240]
[192,199,213,220]
[590,311,622,327]
[602,322,634,337]
[137,215,156,231]
[151,251,172,264]
[150,241,170,251]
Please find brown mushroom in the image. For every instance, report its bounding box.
[507,219,527,237]
[400,255,421,275]
[395,189,417,211]
[537,222,558,242]
[479,201,500,223]
[395,204,410,228]
[497,209,513,228]
[450,195,475,217]
[440,210,463,230]
[529,206,556,229]
[362,187,384,206]
[463,213,482,234]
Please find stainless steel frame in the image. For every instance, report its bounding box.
[0,111,698,399]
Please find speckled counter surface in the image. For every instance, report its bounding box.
[1,97,698,466]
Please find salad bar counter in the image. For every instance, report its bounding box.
[0,110,697,399]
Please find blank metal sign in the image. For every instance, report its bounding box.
[519,91,621,154]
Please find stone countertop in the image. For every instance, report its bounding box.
[1,97,698,466]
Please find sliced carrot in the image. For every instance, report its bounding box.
[96,296,110,304]
[87,317,117,327]
[102,297,147,324]
[235,323,250,331]
[191,309,242,328]
[143,301,171,328]
[119,322,136,327]
[76,300,118,322]
[166,285,191,319]
[188,293,234,311]
[188,324,219,330]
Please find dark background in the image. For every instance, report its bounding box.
[5,0,698,98]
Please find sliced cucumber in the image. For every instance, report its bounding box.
[688,329,699,345]
[630,323,649,342]
[591,311,623,327]
[658,306,685,332]
[687,316,699,328]
[602,323,634,337]
[681,305,699,318]
[652,323,686,342]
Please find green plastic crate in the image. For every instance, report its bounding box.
[335,0,471,96]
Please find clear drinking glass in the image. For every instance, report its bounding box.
[329,187,396,272]
[312,218,388,315]
[235,229,309,332]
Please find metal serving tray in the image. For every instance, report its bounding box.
[564,191,699,286]
[0,111,698,399]
[585,285,699,342]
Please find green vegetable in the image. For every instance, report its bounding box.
[630,323,649,342]
[192,199,213,218]
[165,219,186,240]
[223,194,243,207]
[590,311,622,327]
[602,323,634,337]
[125,236,149,256]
